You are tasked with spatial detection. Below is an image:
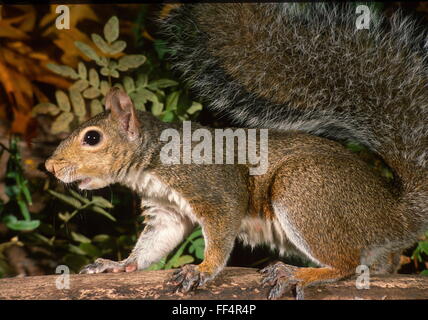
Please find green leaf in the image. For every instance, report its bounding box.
[104,16,119,44]
[48,190,82,208]
[20,181,32,205]
[78,62,87,80]
[90,206,116,222]
[92,196,114,209]
[117,55,146,71]
[89,69,100,88]
[171,255,194,268]
[100,67,110,77]
[58,212,72,222]
[8,219,40,231]
[83,87,101,99]
[147,79,178,89]
[136,73,148,89]
[131,91,145,105]
[112,60,120,71]
[189,238,205,251]
[152,101,164,116]
[75,41,100,62]
[161,111,174,123]
[90,99,104,117]
[166,91,180,111]
[51,112,74,134]
[68,244,86,256]
[47,63,79,79]
[108,41,127,55]
[92,234,110,243]
[71,231,91,244]
[32,103,60,116]
[100,81,111,96]
[69,89,86,117]
[153,39,170,60]
[123,76,135,93]
[129,92,145,111]
[189,238,205,260]
[33,232,55,246]
[195,247,204,260]
[55,90,71,112]
[186,101,203,115]
[70,80,89,92]
[68,189,91,204]
[381,167,394,180]
[17,199,30,220]
[421,270,428,276]
[189,227,203,239]
[147,259,166,271]
[3,215,40,231]
[137,88,158,103]
[91,33,111,54]
[95,56,109,68]
[346,142,366,153]
[419,241,428,255]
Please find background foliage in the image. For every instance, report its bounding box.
[0,4,205,277]
[0,3,427,278]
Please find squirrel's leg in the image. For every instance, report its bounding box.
[80,207,194,274]
[169,208,241,293]
[261,160,363,299]
[260,262,356,300]
[128,207,195,270]
[79,258,132,274]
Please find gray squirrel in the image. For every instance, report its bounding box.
[45,3,428,299]
[159,2,428,263]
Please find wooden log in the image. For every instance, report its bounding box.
[0,267,427,300]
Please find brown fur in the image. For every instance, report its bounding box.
[45,89,424,298]
[160,4,428,240]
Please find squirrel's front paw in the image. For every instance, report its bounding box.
[79,258,137,274]
[168,264,213,293]
[260,262,304,300]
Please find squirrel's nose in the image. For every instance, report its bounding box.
[45,158,56,175]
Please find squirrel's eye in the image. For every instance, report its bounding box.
[83,130,101,146]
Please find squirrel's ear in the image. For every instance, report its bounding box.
[105,87,140,141]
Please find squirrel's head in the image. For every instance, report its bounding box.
[45,88,142,190]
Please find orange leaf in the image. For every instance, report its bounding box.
[11,109,31,135]
[0,59,33,113]
[12,5,36,32]
[142,30,155,42]
[0,21,29,39]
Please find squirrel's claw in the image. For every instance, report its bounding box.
[168,264,210,293]
[79,258,135,274]
[260,262,303,300]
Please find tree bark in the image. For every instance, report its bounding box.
[0,267,426,300]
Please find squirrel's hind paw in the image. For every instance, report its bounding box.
[260,262,353,300]
[260,262,304,300]
[79,258,137,274]
[167,264,212,293]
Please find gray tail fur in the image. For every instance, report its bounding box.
[160,3,428,234]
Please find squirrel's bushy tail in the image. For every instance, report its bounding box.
[160,3,428,236]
